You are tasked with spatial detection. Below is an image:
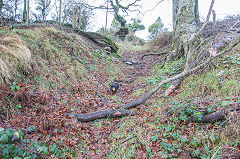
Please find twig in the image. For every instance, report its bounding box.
[144,0,164,14]
[121,135,137,143]
[230,20,240,30]
[211,146,222,159]
[219,119,229,127]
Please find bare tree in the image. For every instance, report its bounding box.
[72,5,78,29]
[1,0,21,22]
[164,0,215,95]
[35,0,51,21]
[13,0,19,20]
[61,0,94,31]
[93,0,142,27]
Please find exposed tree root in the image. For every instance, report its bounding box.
[71,39,239,122]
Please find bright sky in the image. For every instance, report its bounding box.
[92,0,240,40]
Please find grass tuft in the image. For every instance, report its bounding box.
[0,35,31,82]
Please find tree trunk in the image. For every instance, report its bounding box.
[169,0,200,60]
[164,0,201,94]
[72,5,78,30]
[0,0,2,24]
[0,0,2,23]
[42,2,46,21]
[59,0,62,27]
[26,0,29,26]
[0,0,2,15]
[14,0,18,20]
[23,0,26,22]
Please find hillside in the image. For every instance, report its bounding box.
[0,25,240,158]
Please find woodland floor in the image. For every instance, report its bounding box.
[0,27,240,158]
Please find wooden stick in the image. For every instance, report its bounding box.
[121,135,137,143]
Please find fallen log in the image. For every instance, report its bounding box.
[188,102,240,123]
[188,111,225,123]
[69,109,136,122]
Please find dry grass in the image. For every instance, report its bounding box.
[0,35,31,83]
[145,32,172,51]
[222,111,240,139]
[117,41,145,53]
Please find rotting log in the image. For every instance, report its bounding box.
[188,111,225,123]
[68,109,136,122]
[188,102,240,123]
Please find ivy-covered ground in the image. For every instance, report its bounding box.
[0,26,239,158]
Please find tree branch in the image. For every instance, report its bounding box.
[69,109,136,122]
[190,0,215,43]
[144,0,164,14]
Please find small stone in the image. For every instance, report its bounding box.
[131,58,138,64]
[217,70,225,76]
[104,47,112,54]
[125,61,133,65]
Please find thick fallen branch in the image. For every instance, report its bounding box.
[69,109,136,122]
[188,111,225,123]
[71,39,239,122]
[188,102,240,123]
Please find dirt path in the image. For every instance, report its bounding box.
[111,50,166,101]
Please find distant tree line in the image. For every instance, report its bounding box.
[0,0,94,31]
[0,0,168,39]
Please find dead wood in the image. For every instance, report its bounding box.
[141,51,168,58]
[69,109,136,122]
[188,111,225,123]
[123,39,239,109]
[121,135,137,143]
[188,102,240,123]
[165,0,216,96]
[71,39,239,122]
